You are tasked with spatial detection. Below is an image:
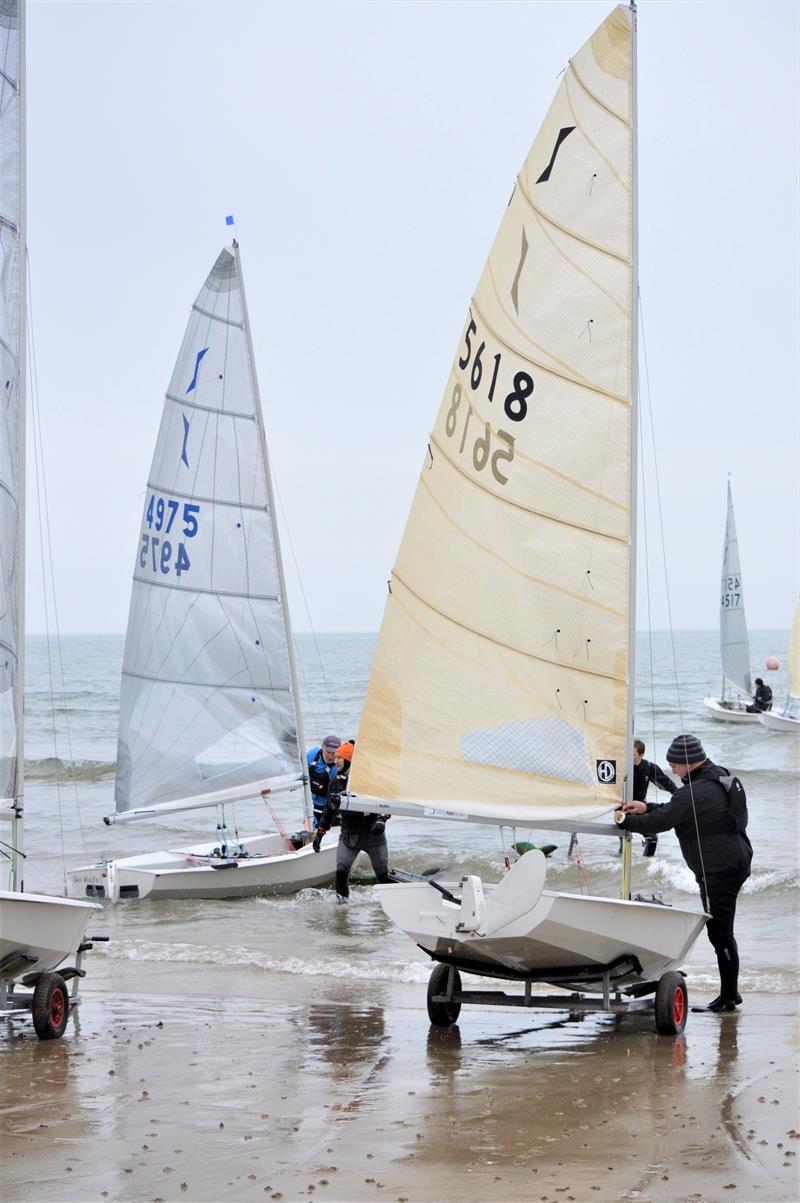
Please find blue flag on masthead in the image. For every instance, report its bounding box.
[225,215,234,226]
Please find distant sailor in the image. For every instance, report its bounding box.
[312,741,391,902]
[632,738,677,857]
[615,733,752,1012]
[746,677,773,714]
[307,735,340,828]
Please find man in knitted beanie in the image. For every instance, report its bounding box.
[615,733,752,1013]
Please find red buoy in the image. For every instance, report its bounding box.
[765,656,780,671]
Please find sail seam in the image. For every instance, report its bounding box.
[0,638,17,660]
[514,173,630,267]
[165,392,256,421]
[417,473,626,619]
[0,68,17,93]
[391,570,624,685]
[471,290,628,406]
[192,303,244,329]
[568,59,630,127]
[429,433,627,545]
[122,669,290,692]
[563,72,629,191]
[130,575,280,603]
[144,480,268,513]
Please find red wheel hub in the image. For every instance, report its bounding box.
[672,985,685,1026]
[50,987,65,1027]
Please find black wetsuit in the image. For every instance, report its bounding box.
[319,768,390,900]
[746,683,773,713]
[619,759,752,1002]
[632,758,677,856]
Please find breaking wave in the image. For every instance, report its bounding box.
[25,756,115,783]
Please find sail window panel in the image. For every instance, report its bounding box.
[351,586,624,814]
[394,462,628,682]
[519,82,630,266]
[150,401,268,512]
[480,201,631,403]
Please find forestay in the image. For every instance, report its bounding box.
[719,481,751,698]
[351,7,634,821]
[0,0,22,808]
[115,247,301,813]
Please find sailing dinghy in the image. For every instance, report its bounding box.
[759,600,800,733]
[703,482,759,722]
[67,244,337,901]
[0,0,98,1039]
[343,2,707,1034]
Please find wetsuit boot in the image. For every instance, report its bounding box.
[335,867,350,903]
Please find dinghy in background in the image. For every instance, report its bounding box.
[344,2,705,1037]
[67,243,337,901]
[703,482,759,723]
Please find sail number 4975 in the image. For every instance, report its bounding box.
[139,494,200,578]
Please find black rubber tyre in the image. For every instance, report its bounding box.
[426,963,462,1026]
[654,971,688,1035]
[32,972,70,1040]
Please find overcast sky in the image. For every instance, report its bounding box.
[24,0,799,638]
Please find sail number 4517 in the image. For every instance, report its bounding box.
[139,494,200,578]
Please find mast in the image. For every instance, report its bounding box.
[11,0,27,892]
[232,241,313,823]
[621,0,640,899]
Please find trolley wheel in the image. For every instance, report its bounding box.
[654,971,688,1035]
[32,972,70,1040]
[426,963,462,1027]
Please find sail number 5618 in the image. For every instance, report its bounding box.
[444,383,515,485]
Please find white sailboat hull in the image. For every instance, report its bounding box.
[0,892,97,981]
[758,709,800,734]
[66,829,338,901]
[377,879,706,988]
[702,696,760,724]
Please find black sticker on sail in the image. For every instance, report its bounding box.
[596,759,617,784]
[536,126,576,183]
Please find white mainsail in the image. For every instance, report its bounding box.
[351,6,634,824]
[718,481,751,698]
[0,0,23,829]
[115,245,303,815]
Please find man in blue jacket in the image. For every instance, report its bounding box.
[307,735,340,828]
[615,733,752,1013]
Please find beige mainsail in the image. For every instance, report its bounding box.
[351,6,634,821]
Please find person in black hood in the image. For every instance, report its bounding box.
[615,733,752,1013]
[313,741,391,902]
[746,678,773,713]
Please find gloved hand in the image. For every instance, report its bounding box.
[372,820,385,835]
[312,828,325,853]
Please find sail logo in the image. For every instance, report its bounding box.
[596,759,616,784]
[180,414,190,468]
[187,346,209,394]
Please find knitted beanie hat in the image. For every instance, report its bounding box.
[665,733,706,765]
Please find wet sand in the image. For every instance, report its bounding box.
[1,960,798,1203]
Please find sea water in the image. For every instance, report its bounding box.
[17,631,800,1000]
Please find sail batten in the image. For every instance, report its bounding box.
[115,247,302,814]
[351,6,634,817]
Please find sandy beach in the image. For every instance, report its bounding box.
[2,957,798,1203]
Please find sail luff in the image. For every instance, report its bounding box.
[624,0,639,809]
[232,241,313,823]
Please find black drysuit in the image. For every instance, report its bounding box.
[619,759,752,1001]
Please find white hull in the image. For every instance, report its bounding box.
[702,696,760,724]
[0,892,97,981]
[758,709,800,734]
[377,854,706,989]
[66,829,338,901]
